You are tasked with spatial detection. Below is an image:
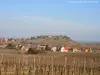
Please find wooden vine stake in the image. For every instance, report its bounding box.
[33,56,36,75]
[90,59,94,75]
[72,57,75,75]
[64,57,67,75]
[51,56,54,75]
[0,54,3,75]
[84,57,86,75]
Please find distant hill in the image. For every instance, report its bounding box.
[6,35,100,48]
[25,35,80,47]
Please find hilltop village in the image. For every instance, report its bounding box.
[0,35,100,54]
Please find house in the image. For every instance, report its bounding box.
[73,48,81,52]
[0,38,8,43]
[51,46,57,52]
[61,46,69,52]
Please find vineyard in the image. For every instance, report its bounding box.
[0,53,100,75]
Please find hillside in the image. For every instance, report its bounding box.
[25,35,80,46]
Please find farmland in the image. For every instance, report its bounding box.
[0,52,100,75]
[0,36,100,75]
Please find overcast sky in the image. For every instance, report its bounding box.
[0,0,100,42]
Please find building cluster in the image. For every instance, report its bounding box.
[0,37,100,53]
[0,38,8,43]
[17,44,100,53]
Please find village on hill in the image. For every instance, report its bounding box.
[0,35,100,54]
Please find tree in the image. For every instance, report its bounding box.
[45,45,49,51]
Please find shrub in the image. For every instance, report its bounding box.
[6,43,15,49]
[27,48,38,54]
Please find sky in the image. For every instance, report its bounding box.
[0,0,100,42]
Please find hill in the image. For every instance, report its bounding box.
[25,35,80,47]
